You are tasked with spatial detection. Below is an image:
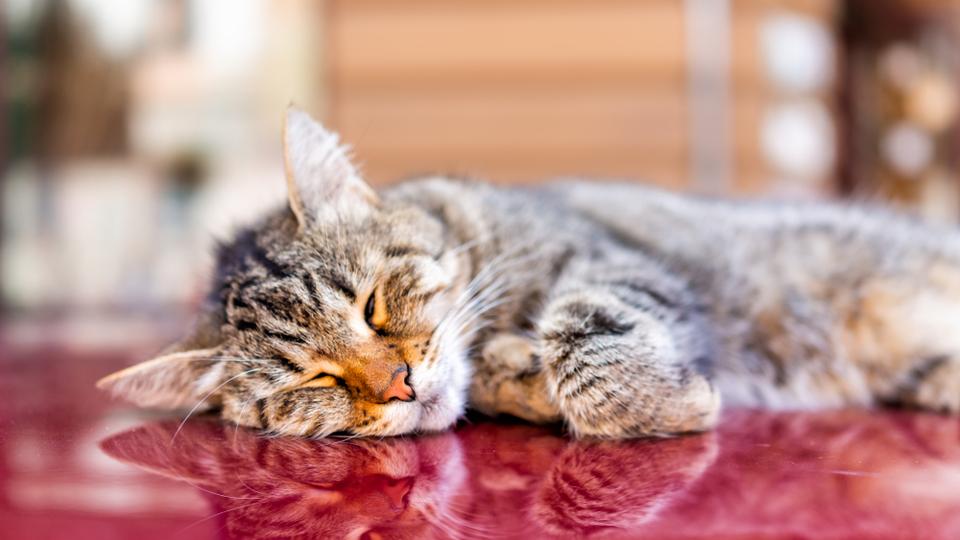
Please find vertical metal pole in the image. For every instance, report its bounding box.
[685,0,733,194]
[0,4,8,314]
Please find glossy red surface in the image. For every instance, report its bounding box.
[4,346,960,539]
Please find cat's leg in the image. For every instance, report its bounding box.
[841,273,960,413]
[537,268,720,438]
[470,333,562,423]
[888,356,960,413]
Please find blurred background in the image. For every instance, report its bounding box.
[3,0,960,349]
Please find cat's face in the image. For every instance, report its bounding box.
[98,108,473,436]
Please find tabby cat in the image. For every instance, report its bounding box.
[99,107,960,438]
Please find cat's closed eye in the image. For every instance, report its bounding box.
[303,373,341,388]
[364,287,388,332]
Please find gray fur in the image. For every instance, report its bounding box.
[99,112,960,439]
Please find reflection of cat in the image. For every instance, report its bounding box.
[535,436,717,535]
[636,410,960,539]
[101,420,468,539]
[454,422,719,538]
[101,411,960,539]
[101,418,718,539]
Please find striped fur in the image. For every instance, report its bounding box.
[100,109,960,439]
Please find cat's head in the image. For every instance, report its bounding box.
[98,108,472,437]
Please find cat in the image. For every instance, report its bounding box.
[98,106,960,439]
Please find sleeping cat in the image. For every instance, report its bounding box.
[98,107,960,439]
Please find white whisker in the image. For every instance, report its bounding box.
[174,497,270,536]
[171,368,260,443]
[425,239,543,371]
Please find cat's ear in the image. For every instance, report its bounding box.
[283,106,379,228]
[98,309,228,409]
[97,347,226,410]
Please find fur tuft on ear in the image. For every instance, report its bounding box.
[97,348,225,410]
[282,106,379,228]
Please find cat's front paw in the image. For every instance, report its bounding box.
[903,358,960,413]
[538,293,720,438]
[470,334,561,423]
[481,333,541,374]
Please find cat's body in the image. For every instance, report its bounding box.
[395,178,960,435]
[99,108,960,438]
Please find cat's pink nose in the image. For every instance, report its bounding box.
[382,366,415,402]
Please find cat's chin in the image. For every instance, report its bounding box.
[409,345,472,434]
[357,394,460,437]
[415,388,465,433]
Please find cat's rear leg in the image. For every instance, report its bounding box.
[889,356,960,412]
[843,271,960,413]
[537,267,720,438]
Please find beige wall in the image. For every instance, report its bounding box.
[325,0,837,193]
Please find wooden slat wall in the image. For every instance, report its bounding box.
[325,0,837,193]
[326,0,690,187]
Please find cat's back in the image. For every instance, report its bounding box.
[546,179,960,265]
[390,176,960,273]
